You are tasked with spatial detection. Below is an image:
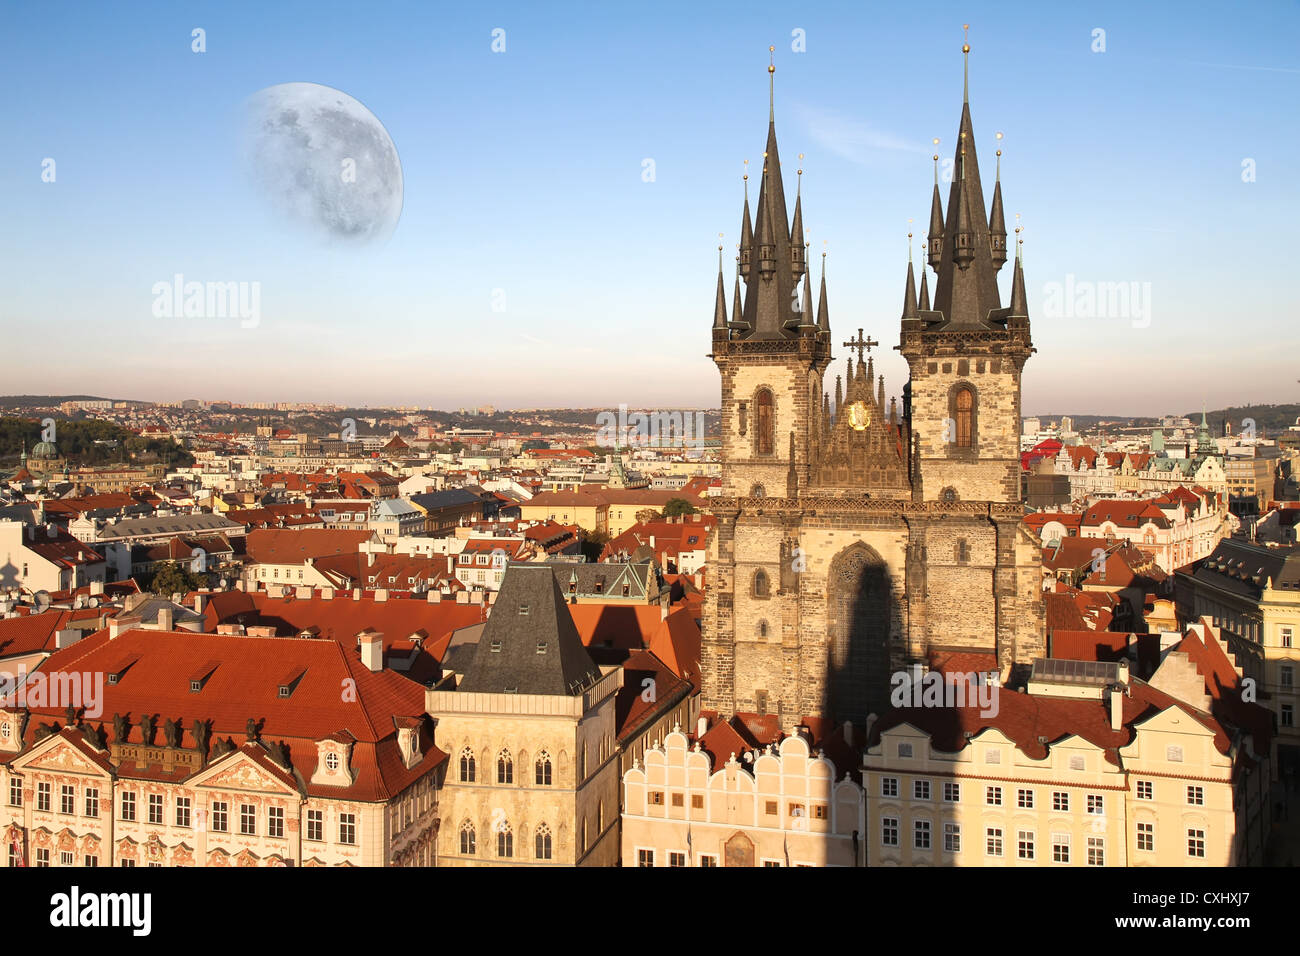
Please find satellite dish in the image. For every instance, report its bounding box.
[33,590,51,612]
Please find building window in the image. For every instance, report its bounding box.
[240,804,256,835]
[459,748,475,783]
[649,791,664,806]
[497,749,513,784]
[1188,829,1205,858]
[120,858,135,868]
[953,385,975,447]
[672,793,684,808]
[913,780,931,801]
[882,817,899,847]
[1187,786,1204,806]
[212,801,228,832]
[692,794,704,810]
[60,785,75,815]
[755,389,774,456]
[1087,836,1105,866]
[882,777,899,798]
[752,569,770,598]
[986,828,1003,857]
[148,794,164,825]
[340,813,357,846]
[1053,791,1069,812]
[1052,833,1070,864]
[638,849,654,867]
[986,786,1002,806]
[699,855,718,867]
[1283,627,1294,649]
[1137,822,1154,852]
[35,848,50,867]
[955,538,970,564]
[1017,830,1035,860]
[36,782,51,813]
[1017,788,1034,809]
[1087,794,1104,815]
[85,855,98,868]
[535,824,553,860]
[268,806,285,838]
[914,820,931,850]
[495,823,512,858]
[175,797,190,828]
[84,787,98,818]
[898,742,913,758]
[985,748,1001,764]
[765,800,778,815]
[306,810,323,842]
[1284,704,1295,728]
[668,851,685,867]
[8,778,21,807]
[1136,780,1153,800]
[60,851,73,866]
[460,821,476,855]
[943,782,960,802]
[944,823,961,853]
[120,791,134,821]
[535,752,552,786]
[1166,745,1183,762]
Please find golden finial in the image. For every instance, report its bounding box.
[769,45,775,72]
[962,23,970,54]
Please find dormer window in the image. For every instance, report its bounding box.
[536,641,547,655]
[490,641,502,653]
[190,680,202,693]
[518,605,530,616]
[325,752,339,771]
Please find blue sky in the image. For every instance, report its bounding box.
[1,0,1296,415]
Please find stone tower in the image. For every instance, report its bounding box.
[701,41,1045,731]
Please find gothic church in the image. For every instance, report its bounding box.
[701,41,1046,728]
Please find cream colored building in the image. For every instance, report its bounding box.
[428,564,623,866]
[621,725,864,866]
[863,626,1271,867]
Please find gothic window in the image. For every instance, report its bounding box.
[940,487,958,503]
[757,619,769,639]
[460,820,476,855]
[750,484,766,498]
[950,385,976,449]
[497,749,513,784]
[752,569,770,598]
[535,752,552,786]
[755,389,775,456]
[738,402,748,436]
[459,748,475,783]
[955,538,970,564]
[535,823,553,860]
[496,822,513,858]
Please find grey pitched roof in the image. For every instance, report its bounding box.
[456,564,601,696]
[549,560,656,601]
[410,488,482,511]
[1191,540,1300,598]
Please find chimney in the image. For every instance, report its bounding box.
[1109,686,1123,731]
[359,630,383,672]
[55,628,80,650]
[375,589,388,603]
[696,715,708,738]
[108,617,124,639]
[90,579,104,596]
[427,590,441,604]
[193,593,206,615]
[1116,658,1130,686]
[157,606,174,631]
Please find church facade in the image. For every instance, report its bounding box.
[701,45,1045,728]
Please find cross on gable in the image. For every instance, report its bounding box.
[842,328,879,363]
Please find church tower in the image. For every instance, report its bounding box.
[701,37,1044,731]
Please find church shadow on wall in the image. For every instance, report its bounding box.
[820,542,899,728]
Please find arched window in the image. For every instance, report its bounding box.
[459,820,476,855]
[757,619,769,639]
[535,823,552,860]
[535,752,552,786]
[940,486,958,504]
[459,748,475,783]
[954,386,974,447]
[496,822,513,858]
[752,569,770,598]
[497,749,513,785]
[755,389,775,456]
[750,484,766,498]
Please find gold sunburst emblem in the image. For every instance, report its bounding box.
[847,401,871,431]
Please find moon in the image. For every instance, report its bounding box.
[241,82,403,242]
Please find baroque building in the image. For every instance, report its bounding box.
[701,41,1045,729]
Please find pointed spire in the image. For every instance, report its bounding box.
[817,251,830,334]
[962,25,970,104]
[738,164,753,279]
[989,135,1008,272]
[927,147,945,268]
[902,234,919,321]
[834,375,843,417]
[756,159,777,276]
[844,357,854,396]
[918,265,931,311]
[731,264,743,326]
[713,245,728,330]
[768,45,776,123]
[1008,230,1028,319]
[865,352,874,393]
[823,392,832,435]
[889,396,898,426]
[790,161,806,279]
[878,376,886,413]
[800,259,815,328]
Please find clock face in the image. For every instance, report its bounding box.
[847,401,871,431]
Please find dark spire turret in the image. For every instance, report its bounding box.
[790,165,806,280]
[712,246,728,330]
[1008,230,1028,320]
[927,151,944,268]
[816,251,830,337]
[918,264,931,311]
[989,139,1008,272]
[902,237,919,321]
[738,171,753,279]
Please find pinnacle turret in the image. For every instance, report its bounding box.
[713,247,727,330]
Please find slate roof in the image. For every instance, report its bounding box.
[456,564,602,696]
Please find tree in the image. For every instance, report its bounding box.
[634,508,658,524]
[146,561,206,598]
[578,528,610,563]
[662,498,698,518]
